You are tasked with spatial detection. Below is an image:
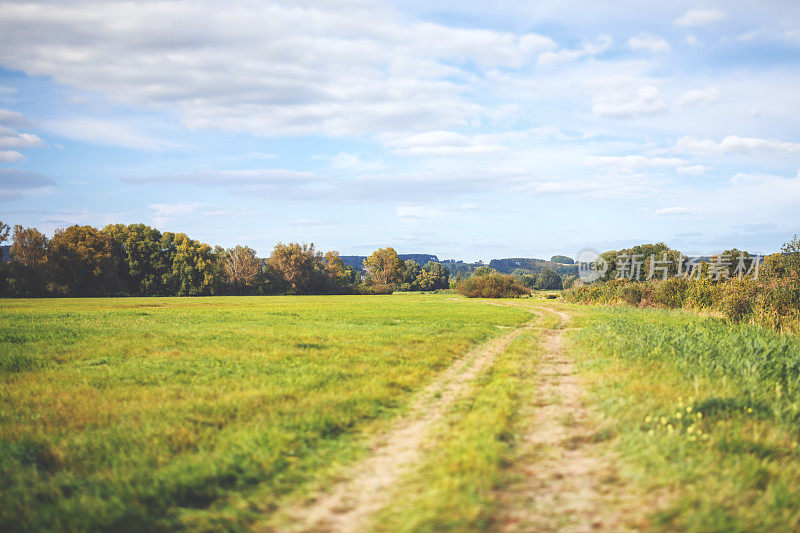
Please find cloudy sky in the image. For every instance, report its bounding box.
[1,0,799,260]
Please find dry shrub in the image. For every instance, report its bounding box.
[456,273,530,298]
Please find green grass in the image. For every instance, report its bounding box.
[569,305,800,531]
[0,294,531,531]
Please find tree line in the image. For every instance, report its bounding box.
[0,221,455,297]
[563,238,800,333]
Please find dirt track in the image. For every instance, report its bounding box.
[270,315,538,533]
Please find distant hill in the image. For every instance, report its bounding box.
[489,258,578,276]
[340,253,577,276]
[340,254,439,271]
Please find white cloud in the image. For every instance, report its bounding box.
[676,86,720,107]
[44,118,177,150]
[0,1,565,137]
[677,165,707,175]
[0,108,28,127]
[0,168,55,201]
[675,135,800,155]
[674,9,727,27]
[627,33,670,53]
[585,155,686,172]
[0,111,42,162]
[537,35,612,67]
[0,150,24,162]
[656,206,690,215]
[396,205,440,221]
[124,168,316,186]
[385,130,508,156]
[330,151,386,171]
[150,202,208,218]
[149,201,266,226]
[0,125,43,149]
[591,82,667,118]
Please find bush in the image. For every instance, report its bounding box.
[719,279,760,323]
[620,284,643,306]
[685,279,717,309]
[359,283,394,295]
[456,273,529,298]
[651,277,689,308]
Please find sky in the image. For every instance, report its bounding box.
[1,0,799,261]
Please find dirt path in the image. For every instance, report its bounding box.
[268,315,539,533]
[495,306,641,532]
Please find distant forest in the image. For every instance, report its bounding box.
[0,221,574,298]
[341,254,578,277]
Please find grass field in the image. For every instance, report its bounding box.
[568,305,800,531]
[3,294,800,531]
[0,294,530,531]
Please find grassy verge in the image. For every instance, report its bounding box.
[0,294,530,531]
[569,305,800,531]
[374,310,547,532]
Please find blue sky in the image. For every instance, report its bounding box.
[1,0,799,261]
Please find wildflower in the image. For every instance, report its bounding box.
[747,407,753,414]
[676,412,682,420]
[687,425,695,433]
[686,406,693,413]
[667,424,674,433]
[660,417,667,425]
[645,415,652,424]
[697,412,703,419]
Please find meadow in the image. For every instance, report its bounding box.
[0,294,530,531]
[568,305,800,531]
[3,294,800,532]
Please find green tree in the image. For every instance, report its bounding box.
[363,247,403,286]
[161,233,216,296]
[780,235,800,282]
[423,261,450,289]
[473,266,496,277]
[102,223,170,295]
[47,225,122,296]
[400,260,422,290]
[8,225,48,296]
[551,255,574,264]
[535,268,563,290]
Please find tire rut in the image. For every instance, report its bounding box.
[265,318,537,533]
[495,306,644,532]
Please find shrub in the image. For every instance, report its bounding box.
[620,284,642,306]
[359,283,394,295]
[685,279,716,309]
[456,273,529,298]
[719,279,760,323]
[651,277,689,308]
